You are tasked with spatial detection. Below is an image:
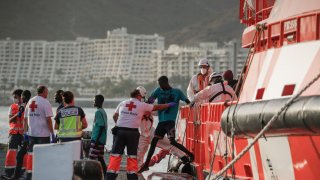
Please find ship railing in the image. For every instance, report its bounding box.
[242,11,320,50]
[178,102,245,180]
[240,0,275,26]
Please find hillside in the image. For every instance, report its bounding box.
[0,0,245,45]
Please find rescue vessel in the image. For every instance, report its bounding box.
[170,0,320,179]
[2,1,320,180]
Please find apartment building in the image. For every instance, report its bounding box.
[0,28,164,87]
[0,29,246,97]
[131,34,164,84]
[153,40,247,80]
[0,39,80,86]
[153,44,209,78]
[153,40,247,77]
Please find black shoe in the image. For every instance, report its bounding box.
[1,174,21,180]
[6,169,22,180]
[7,175,20,180]
[137,164,149,174]
[180,156,190,164]
[1,175,12,180]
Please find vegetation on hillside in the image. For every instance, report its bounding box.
[0,0,244,45]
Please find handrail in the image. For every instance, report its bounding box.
[256,6,273,15]
[240,0,275,26]
[242,12,320,50]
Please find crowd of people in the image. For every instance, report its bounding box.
[1,58,238,180]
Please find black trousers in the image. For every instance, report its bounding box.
[13,140,28,178]
[25,136,50,180]
[142,121,194,169]
[107,127,140,180]
[4,134,23,176]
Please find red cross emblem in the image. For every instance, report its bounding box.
[29,101,38,112]
[125,102,136,111]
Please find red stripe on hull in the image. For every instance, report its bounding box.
[299,49,320,95]
[239,52,267,103]
[288,49,320,180]
[233,138,253,179]
[288,136,320,180]
[261,48,281,89]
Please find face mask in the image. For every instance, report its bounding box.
[200,68,207,75]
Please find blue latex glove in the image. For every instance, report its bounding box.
[168,102,177,107]
[50,134,56,143]
[17,111,22,118]
[147,97,155,104]
[23,134,29,141]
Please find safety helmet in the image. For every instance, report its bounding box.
[198,58,209,67]
[136,86,147,97]
[209,72,222,81]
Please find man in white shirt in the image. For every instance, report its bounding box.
[24,85,55,180]
[192,72,237,104]
[107,89,176,180]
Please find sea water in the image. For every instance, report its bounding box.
[0,106,167,177]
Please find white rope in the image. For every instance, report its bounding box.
[207,23,264,180]
[209,70,320,180]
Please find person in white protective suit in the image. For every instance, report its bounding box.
[191,72,237,104]
[135,86,189,167]
[187,58,214,102]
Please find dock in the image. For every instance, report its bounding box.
[0,143,145,180]
[0,143,6,176]
[0,143,194,179]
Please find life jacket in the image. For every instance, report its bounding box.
[196,73,210,93]
[209,81,233,102]
[9,104,24,135]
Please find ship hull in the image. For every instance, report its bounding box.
[175,0,320,178]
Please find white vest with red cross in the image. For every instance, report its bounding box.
[25,96,53,137]
[115,98,154,129]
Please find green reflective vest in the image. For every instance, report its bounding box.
[58,115,82,138]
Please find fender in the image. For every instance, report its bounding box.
[221,95,320,137]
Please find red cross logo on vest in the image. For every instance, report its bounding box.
[29,101,38,112]
[125,102,136,111]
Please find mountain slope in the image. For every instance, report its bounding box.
[0,0,245,45]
